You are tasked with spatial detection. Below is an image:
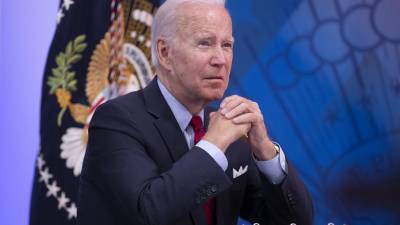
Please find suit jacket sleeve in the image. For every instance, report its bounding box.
[78,94,314,225]
[78,100,232,225]
[239,153,314,225]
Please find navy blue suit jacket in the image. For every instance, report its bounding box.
[77,78,313,225]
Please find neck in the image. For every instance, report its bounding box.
[157,74,207,115]
[181,99,207,115]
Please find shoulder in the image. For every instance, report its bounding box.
[98,90,146,115]
[89,90,148,130]
[100,90,145,113]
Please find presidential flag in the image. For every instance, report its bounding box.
[29,0,159,224]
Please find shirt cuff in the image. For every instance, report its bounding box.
[254,142,288,184]
[196,140,228,171]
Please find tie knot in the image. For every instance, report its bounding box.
[190,115,204,132]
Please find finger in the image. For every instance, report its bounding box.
[221,97,246,115]
[250,101,262,115]
[232,112,260,124]
[220,95,238,108]
[247,101,264,121]
[239,122,252,134]
[209,112,216,117]
[224,102,251,119]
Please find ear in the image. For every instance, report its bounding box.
[156,38,173,71]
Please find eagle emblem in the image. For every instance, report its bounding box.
[55,0,156,176]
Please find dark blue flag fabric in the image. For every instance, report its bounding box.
[29,0,159,224]
[226,0,400,224]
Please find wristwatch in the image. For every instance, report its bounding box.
[272,141,281,155]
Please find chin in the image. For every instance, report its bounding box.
[202,90,225,101]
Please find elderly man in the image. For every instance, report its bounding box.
[77,0,313,225]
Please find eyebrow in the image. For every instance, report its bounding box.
[194,35,235,43]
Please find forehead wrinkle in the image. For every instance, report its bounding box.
[175,3,232,39]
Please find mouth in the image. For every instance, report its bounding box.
[204,76,224,81]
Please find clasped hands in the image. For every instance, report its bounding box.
[203,95,278,161]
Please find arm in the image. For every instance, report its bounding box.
[219,95,314,225]
[240,158,314,225]
[79,101,232,225]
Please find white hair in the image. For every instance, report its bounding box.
[150,0,227,68]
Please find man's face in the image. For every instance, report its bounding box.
[165,3,233,105]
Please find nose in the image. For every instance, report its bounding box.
[210,47,227,67]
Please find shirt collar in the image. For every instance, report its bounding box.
[157,78,204,132]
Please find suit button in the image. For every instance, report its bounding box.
[196,197,201,204]
[211,185,217,193]
[207,189,214,196]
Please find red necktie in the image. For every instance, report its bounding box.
[190,115,215,225]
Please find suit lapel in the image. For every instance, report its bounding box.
[143,80,212,225]
[142,77,189,162]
